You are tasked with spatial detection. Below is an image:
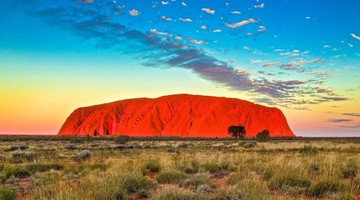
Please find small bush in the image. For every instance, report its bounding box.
[196,184,212,193]
[243,142,256,148]
[201,162,221,173]
[167,147,176,153]
[299,145,318,154]
[309,179,346,197]
[69,137,85,143]
[0,186,15,200]
[8,145,19,151]
[178,143,188,148]
[227,172,250,185]
[114,136,130,144]
[64,144,77,150]
[145,160,161,173]
[256,130,270,141]
[25,163,63,173]
[156,170,189,184]
[340,160,358,179]
[19,144,29,150]
[269,173,310,193]
[191,172,210,187]
[151,185,204,200]
[211,186,243,200]
[5,167,32,178]
[78,150,92,160]
[123,173,153,193]
[11,151,36,162]
[137,189,150,198]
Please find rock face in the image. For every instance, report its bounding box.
[58,94,295,137]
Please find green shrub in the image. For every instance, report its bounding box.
[201,162,221,173]
[156,170,188,184]
[340,160,358,179]
[191,172,210,187]
[88,163,108,171]
[227,172,250,185]
[114,136,130,144]
[25,163,63,173]
[137,189,150,198]
[299,145,318,154]
[123,173,153,193]
[0,186,15,200]
[5,167,32,178]
[35,171,60,186]
[269,173,310,194]
[151,186,204,200]
[221,179,270,200]
[145,160,161,173]
[309,179,346,197]
[211,186,244,200]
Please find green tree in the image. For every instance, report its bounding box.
[228,126,246,139]
[256,129,270,140]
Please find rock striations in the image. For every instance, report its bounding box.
[58,94,295,137]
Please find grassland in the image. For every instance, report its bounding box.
[1,136,360,200]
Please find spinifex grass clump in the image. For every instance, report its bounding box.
[308,178,347,197]
[123,173,154,193]
[340,159,358,178]
[151,185,204,200]
[156,170,189,184]
[0,186,15,200]
[145,159,161,173]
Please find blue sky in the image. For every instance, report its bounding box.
[0,0,360,136]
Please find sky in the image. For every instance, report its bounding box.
[0,0,359,137]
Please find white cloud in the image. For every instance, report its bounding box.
[251,59,263,64]
[161,16,172,21]
[305,16,311,20]
[181,2,188,6]
[254,3,265,9]
[231,11,241,14]
[213,29,222,33]
[351,33,360,41]
[225,18,256,28]
[150,29,168,36]
[201,8,215,15]
[175,36,182,41]
[258,25,266,32]
[180,18,192,22]
[201,25,207,30]
[129,9,140,16]
[187,38,206,45]
[161,1,169,5]
[262,62,280,67]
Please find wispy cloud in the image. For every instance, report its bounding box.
[180,18,192,22]
[201,8,215,15]
[343,113,360,117]
[350,33,360,41]
[129,9,140,16]
[327,118,352,123]
[254,3,265,9]
[225,18,256,28]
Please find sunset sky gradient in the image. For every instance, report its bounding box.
[0,0,359,136]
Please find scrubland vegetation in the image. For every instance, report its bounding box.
[1,136,360,199]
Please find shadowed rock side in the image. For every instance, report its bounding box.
[58,94,295,137]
